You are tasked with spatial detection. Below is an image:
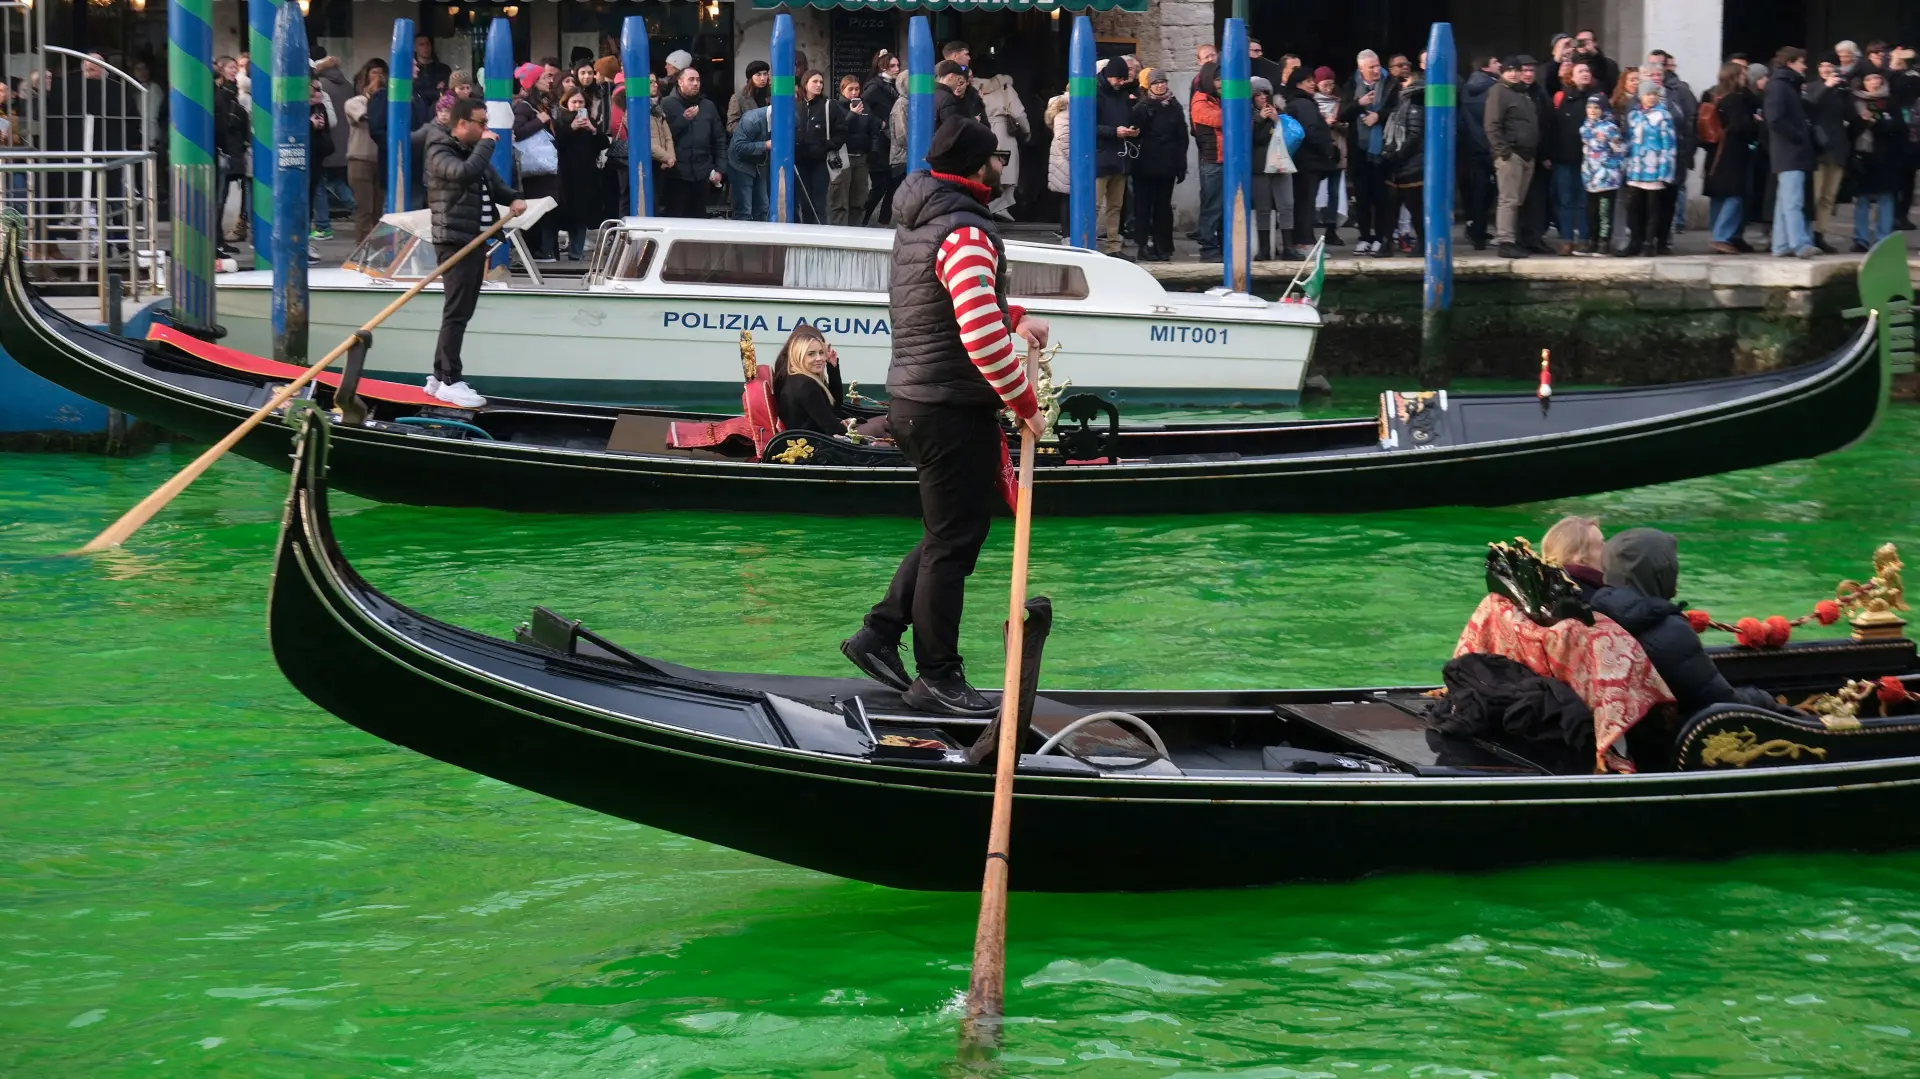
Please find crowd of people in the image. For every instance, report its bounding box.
[10,26,1915,266]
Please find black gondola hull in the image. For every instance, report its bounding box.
[0,219,1889,517]
[270,418,1920,892]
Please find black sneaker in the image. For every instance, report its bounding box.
[841,627,910,692]
[902,672,997,717]
[1496,243,1530,258]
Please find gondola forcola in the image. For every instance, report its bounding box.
[268,408,1920,893]
[0,220,1904,518]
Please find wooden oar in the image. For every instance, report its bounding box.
[75,213,517,554]
[962,343,1042,1049]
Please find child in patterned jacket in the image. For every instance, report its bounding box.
[1623,79,1678,255]
[1578,94,1626,256]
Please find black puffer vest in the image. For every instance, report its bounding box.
[887,171,1009,409]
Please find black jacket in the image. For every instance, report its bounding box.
[1461,70,1498,157]
[423,125,521,245]
[1283,88,1339,173]
[214,81,249,160]
[936,85,987,129]
[1094,80,1136,176]
[861,74,899,165]
[1485,78,1540,160]
[1764,66,1815,173]
[831,98,874,161]
[307,102,334,169]
[664,91,726,180]
[774,363,845,433]
[1338,72,1398,160]
[1131,94,1188,180]
[1590,587,1780,719]
[1549,84,1599,164]
[886,171,1009,410]
[1382,78,1425,184]
[1701,88,1759,197]
[1848,91,1907,194]
[1806,76,1853,167]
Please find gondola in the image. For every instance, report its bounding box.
[0,218,1900,517]
[273,413,1920,892]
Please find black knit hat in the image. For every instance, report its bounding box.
[745,59,770,78]
[1101,57,1130,81]
[926,116,999,176]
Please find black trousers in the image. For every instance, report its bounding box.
[1623,185,1665,253]
[432,240,486,385]
[1385,181,1423,249]
[1585,188,1617,250]
[1520,158,1552,247]
[1291,169,1328,244]
[865,400,1003,681]
[1349,156,1391,241]
[1464,152,1495,242]
[1132,174,1175,255]
[864,164,901,226]
[661,173,708,219]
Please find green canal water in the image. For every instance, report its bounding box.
[5,393,1920,1077]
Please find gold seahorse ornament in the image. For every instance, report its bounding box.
[1698,728,1828,768]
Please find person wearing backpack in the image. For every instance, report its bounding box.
[1699,62,1759,253]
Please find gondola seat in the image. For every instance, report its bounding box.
[1673,701,1920,770]
[666,364,779,457]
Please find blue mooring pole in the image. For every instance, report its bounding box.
[484,18,514,273]
[1067,17,1095,249]
[386,19,414,213]
[246,0,278,271]
[907,16,933,173]
[269,0,309,364]
[1220,18,1252,291]
[770,13,795,222]
[622,16,652,216]
[1420,22,1457,388]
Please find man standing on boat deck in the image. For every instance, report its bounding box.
[841,117,1049,716]
[422,97,525,409]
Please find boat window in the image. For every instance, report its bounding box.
[608,237,656,280]
[342,222,420,279]
[660,241,889,292]
[1008,261,1089,300]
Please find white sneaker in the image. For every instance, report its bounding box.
[433,380,487,409]
[424,376,442,396]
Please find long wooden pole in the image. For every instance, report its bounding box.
[962,345,1041,1048]
[76,212,516,554]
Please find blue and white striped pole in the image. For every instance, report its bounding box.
[770,13,795,222]
[386,19,414,213]
[270,0,309,363]
[1420,22,1457,388]
[1067,17,1095,249]
[1220,18,1252,291]
[247,0,278,270]
[621,16,652,216]
[484,18,514,273]
[907,16,933,173]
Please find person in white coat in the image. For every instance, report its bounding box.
[976,71,1029,220]
[1045,92,1069,234]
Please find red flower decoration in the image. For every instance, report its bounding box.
[1763,615,1792,647]
[1815,600,1841,625]
[1878,676,1911,704]
[1686,609,1712,632]
[1734,616,1767,648]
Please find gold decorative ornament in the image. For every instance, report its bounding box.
[1033,342,1070,435]
[770,438,815,464]
[1797,679,1874,728]
[1836,542,1908,639]
[738,330,757,382]
[1699,728,1828,768]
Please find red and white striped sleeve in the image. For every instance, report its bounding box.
[934,226,1037,418]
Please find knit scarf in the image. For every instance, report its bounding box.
[1356,73,1385,159]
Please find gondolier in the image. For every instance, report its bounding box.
[423,97,525,409]
[841,117,1050,716]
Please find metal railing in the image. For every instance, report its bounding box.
[0,38,164,319]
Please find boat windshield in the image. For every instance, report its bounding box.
[342,221,436,280]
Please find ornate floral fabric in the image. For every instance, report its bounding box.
[1454,594,1676,773]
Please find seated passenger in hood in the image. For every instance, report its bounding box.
[1588,528,1793,719]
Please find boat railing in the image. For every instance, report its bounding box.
[0,41,163,322]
